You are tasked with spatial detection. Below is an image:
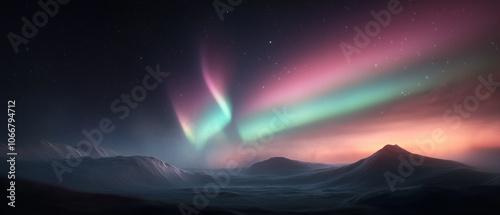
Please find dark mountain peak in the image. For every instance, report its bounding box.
[341,145,414,172]
[265,157,293,163]
[250,157,303,169]
[382,144,401,149]
[246,157,329,175]
[376,144,410,155]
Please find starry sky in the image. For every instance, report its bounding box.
[2,0,500,169]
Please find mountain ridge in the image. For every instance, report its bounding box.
[5,144,498,194]
[245,156,333,175]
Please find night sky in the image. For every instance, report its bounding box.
[2,0,500,169]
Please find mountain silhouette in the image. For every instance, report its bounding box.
[5,144,499,199]
[245,156,332,175]
[375,144,411,155]
[10,155,211,193]
[302,144,494,189]
[3,143,500,214]
[0,141,118,160]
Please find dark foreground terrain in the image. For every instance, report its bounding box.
[3,178,500,215]
[2,145,500,214]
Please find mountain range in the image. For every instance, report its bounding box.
[2,143,499,214]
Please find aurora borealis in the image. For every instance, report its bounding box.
[3,0,500,170]
[4,1,500,214]
[165,0,500,168]
[171,43,233,149]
